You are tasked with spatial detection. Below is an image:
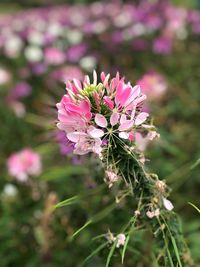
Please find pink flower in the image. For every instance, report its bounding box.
[137,72,168,101]
[44,47,66,66]
[7,148,42,182]
[57,71,156,155]
[0,67,11,85]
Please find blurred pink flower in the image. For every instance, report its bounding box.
[50,66,83,83]
[0,67,11,85]
[7,148,42,182]
[153,36,172,54]
[137,72,167,101]
[44,47,66,65]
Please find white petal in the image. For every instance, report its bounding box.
[119,132,129,139]
[67,132,87,142]
[135,112,149,125]
[120,114,127,124]
[95,114,108,128]
[163,198,174,211]
[88,128,104,138]
[93,70,97,85]
[110,112,119,126]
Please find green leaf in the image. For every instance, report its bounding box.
[72,220,93,239]
[82,241,109,265]
[171,236,183,267]
[190,158,200,170]
[54,195,79,209]
[188,202,200,214]
[167,248,175,267]
[121,235,130,264]
[106,241,117,267]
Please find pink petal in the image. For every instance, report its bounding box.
[135,112,149,125]
[100,72,106,82]
[128,132,134,141]
[79,100,91,115]
[115,81,124,106]
[110,112,119,126]
[95,114,108,128]
[124,85,141,107]
[118,120,134,131]
[103,96,114,109]
[118,86,132,106]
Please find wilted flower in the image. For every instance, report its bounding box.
[146,208,160,219]
[7,148,42,182]
[105,170,120,188]
[116,234,126,248]
[155,180,166,193]
[106,231,126,248]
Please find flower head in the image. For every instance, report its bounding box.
[57,71,157,156]
[7,148,42,182]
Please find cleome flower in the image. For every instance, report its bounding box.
[57,71,158,156]
[7,148,42,182]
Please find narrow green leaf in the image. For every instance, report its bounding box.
[106,241,117,267]
[171,236,183,267]
[190,158,200,170]
[82,241,109,265]
[188,202,200,213]
[72,220,92,238]
[167,248,175,267]
[54,195,79,209]
[121,235,130,264]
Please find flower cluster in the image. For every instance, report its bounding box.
[7,148,42,182]
[57,71,158,156]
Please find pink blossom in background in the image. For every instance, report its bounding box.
[137,71,168,101]
[153,36,172,54]
[0,67,11,85]
[132,39,148,51]
[9,101,26,118]
[44,47,66,66]
[66,43,87,62]
[7,148,42,182]
[50,66,83,83]
[7,82,32,102]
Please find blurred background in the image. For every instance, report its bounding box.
[0,0,200,266]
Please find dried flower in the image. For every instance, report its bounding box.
[146,208,160,219]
